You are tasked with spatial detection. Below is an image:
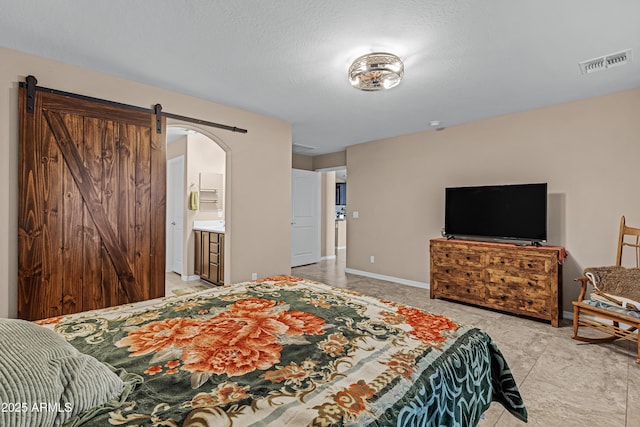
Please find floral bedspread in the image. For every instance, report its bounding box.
[39,277,527,426]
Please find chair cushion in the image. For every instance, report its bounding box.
[585,293,640,319]
[584,266,640,310]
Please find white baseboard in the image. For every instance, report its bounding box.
[321,255,336,260]
[181,275,201,282]
[336,246,347,250]
[344,268,429,290]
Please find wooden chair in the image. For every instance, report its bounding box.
[572,216,640,363]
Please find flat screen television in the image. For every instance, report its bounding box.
[444,183,547,244]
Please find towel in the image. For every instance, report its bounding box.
[189,191,199,211]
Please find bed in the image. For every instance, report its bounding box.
[3,276,527,426]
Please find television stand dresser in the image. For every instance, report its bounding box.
[430,238,564,327]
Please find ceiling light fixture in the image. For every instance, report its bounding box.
[348,52,404,91]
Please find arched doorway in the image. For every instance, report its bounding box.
[165,124,230,291]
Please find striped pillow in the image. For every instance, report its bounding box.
[0,319,124,427]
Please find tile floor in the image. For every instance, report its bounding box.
[165,272,213,295]
[167,250,639,426]
[292,251,639,427]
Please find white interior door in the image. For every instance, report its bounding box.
[167,156,185,274]
[291,169,321,267]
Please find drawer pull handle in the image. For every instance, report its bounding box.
[466,272,471,277]
[528,281,534,286]
[466,289,471,293]
[527,300,533,305]
[500,295,507,300]
[527,263,533,268]
[466,256,470,260]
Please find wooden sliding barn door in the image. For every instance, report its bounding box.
[18,88,166,320]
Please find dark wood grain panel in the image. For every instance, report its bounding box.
[81,116,106,311]
[134,124,152,301]
[149,115,166,298]
[61,113,84,314]
[99,118,120,308]
[18,89,55,320]
[40,91,151,126]
[117,123,138,305]
[19,86,165,320]
[44,110,143,303]
[40,101,65,319]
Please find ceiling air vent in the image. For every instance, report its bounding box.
[579,49,632,75]
[292,143,316,154]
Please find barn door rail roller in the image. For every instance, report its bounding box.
[21,75,248,134]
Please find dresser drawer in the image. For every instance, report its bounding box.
[485,283,550,312]
[432,277,485,301]
[431,248,483,268]
[432,266,483,284]
[486,269,552,296]
[486,251,555,275]
[515,297,550,315]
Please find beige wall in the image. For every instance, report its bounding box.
[1,46,292,318]
[313,151,347,170]
[187,133,226,222]
[336,220,347,249]
[321,172,336,258]
[292,153,313,170]
[167,135,187,159]
[292,151,347,171]
[347,89,640,313]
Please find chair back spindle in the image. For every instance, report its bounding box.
[616,216,640,268]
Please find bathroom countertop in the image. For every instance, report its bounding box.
[193,220,225,234]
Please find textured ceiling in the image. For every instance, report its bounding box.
[1,1,639,155]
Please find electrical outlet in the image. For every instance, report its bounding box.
[353,211,359,219]
[251,273,257,280]
[370,255,375,264]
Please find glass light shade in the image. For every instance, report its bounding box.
[348,52,404,91]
